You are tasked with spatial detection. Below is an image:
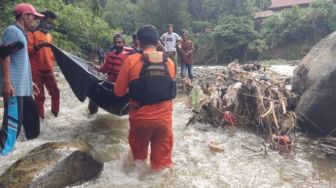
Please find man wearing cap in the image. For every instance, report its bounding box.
[0,3,44,155]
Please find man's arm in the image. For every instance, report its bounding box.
[157,40,165,51]
[28,32,51,52]
[1,56,15,101]
[91,63,102,72]
[188,41,195,55]
[50,34,55,62]
[175,33,182,46]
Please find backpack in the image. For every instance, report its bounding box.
[129,51,177,105]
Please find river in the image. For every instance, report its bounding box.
[0,65,335,187]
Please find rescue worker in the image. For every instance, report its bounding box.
[160,24,182,63]
[0,3,43,155]
[115,25,177,170]
[28,10,60,119]
[88,34,133,114]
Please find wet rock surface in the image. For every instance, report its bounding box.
[0,140,103,188]
[292,31,336,136]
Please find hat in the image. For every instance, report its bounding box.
[14,3,44,18]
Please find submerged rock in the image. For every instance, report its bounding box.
[0,140,103,188]
[292,31,336,136]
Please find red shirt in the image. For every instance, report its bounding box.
[101,50,129,82]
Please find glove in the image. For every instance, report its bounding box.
[0,41,24,59]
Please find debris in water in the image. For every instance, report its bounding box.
[181,60,299,152]
[208,141,224,153]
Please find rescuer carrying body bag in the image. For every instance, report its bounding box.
[129,51,177,105]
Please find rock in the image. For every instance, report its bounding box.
[208,140,225,153]
[0,140,103,188]
[292,31,336,136]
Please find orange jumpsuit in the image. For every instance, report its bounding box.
[28,30,60,118]
[115,48,176,170]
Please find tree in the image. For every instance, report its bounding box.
[0,0,115,57]
[102,0,137,34]
[262,6,305,47]
[209,15,257,62]
[136,0,190,33]
[251,0,272,10]
[305,0,336,40]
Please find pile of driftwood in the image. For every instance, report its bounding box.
[180,61,299,152]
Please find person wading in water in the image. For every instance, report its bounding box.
[115,25,177,170]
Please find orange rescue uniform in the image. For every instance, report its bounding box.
[115,48,176,170]
[28,30,60,118]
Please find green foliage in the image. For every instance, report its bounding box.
[136,0,191,33]
[188,0,254,23]
[251,0,272,10]
[191,21,212,33]
[262,0,336,48]
[262,6,305,47]
[209,15,257,62]
[55,4,115,55]
[102,0,137,34]
[248,38,268,53]
[304,0,336,39]
[1,0,336,62]
[0,0,115,57]
[211,15,257,50]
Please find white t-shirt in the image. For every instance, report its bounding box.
[160,32,182,52]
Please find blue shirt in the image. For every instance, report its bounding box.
[0,25,33,96]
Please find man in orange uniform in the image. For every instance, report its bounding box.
[115,25,177,170]
[28,11,59,119]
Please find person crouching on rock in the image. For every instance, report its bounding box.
[28,10,60,119]
[115,25,177,171]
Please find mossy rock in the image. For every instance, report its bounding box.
[0,140,103,188]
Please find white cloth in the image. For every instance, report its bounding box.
[160,32,181,52]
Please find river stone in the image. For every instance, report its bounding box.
[0,140,103,188]
[292,31,336,136]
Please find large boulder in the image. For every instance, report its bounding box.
[0,140,103,188]
[292,31,336,136]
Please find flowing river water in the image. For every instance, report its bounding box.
[0,65,336,187]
